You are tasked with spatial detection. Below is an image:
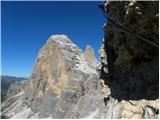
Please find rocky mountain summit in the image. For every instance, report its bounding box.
[1,35,101,118]
[1,0,159,119]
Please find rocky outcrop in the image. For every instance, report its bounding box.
[99,0,159,119]
[24,35,99,118]
[7,80,27,99]
[84,45,98,67]
[1,80,27,119]
[2,35,100,118]
[1,75,27,102]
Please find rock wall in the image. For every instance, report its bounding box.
[100,0,159,100]
[24,35,100,118]
[99,0,159,119]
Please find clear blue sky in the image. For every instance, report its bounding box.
[2,1,105,77]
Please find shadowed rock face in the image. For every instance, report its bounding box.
[98,0,159,119]
[100,0,159,101]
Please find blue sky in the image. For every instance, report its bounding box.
[2,1,105,77]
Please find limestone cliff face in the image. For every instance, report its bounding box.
[24,35,99,118]
[2,35,100,118]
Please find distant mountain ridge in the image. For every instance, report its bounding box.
[1,75,28,81]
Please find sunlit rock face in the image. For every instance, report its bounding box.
[1,80,28,119]
[19,34,99,118]
[102,0,159,100]
[84,45,98,66]
[99,0,159,119]
[2,35,101,119]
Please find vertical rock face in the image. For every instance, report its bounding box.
[99,0,159,119]
[24,35,99,118]
[101,0,159,100]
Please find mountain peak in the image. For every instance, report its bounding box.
[14,35,99,118]
[48,34,72,44]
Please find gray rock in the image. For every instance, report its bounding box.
[7,80,26,99]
